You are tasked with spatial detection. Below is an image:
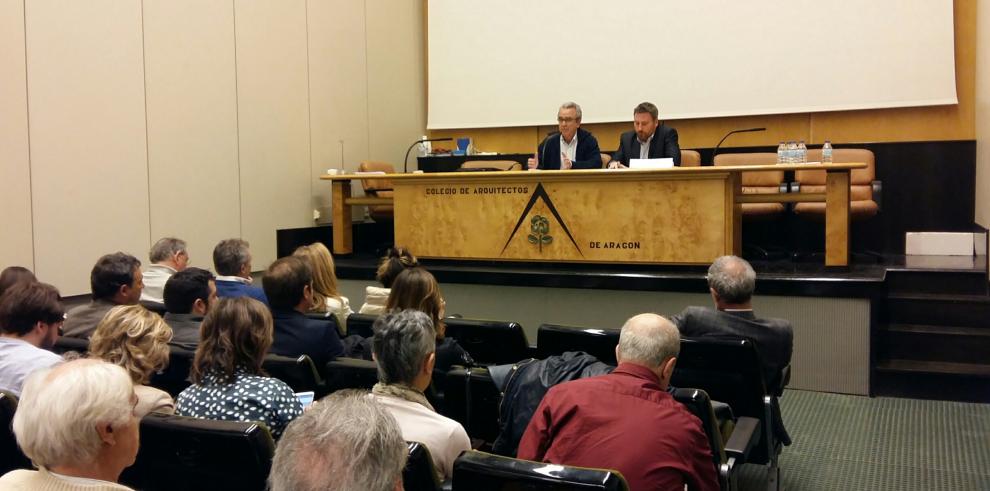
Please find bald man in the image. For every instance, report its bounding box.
[517,314,718,491]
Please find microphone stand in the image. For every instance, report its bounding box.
[710,127,767,163]
[404,137,454,173]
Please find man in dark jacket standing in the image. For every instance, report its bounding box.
[528,102,602,170]
[608,101,681,167]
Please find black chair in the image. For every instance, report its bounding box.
[262,354,326,396]
[404,441,443,491]
[119,412,275,491]
[673,387,756,491]
[443,367,501,445]
[346,313,378,338]
[140,300,167,317]
[443,318,531,366]
[149,346,196,397]
[52,336,90,356]
[536,323,621,365]
[671,338,781,490]
[452,450,629,491]
[323,357,379,392]
[0,391,32,476]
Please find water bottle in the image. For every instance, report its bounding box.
[822,140,833,164]
[798,140,807,164]
[777,142,786,164]
[786,141,797,164]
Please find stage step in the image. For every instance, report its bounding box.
[884,293,990,328]
[878,324,990,365]
[873,360,990,403]
[876,359,990,378]
[885,269,988,296]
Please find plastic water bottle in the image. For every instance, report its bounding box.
[798,140,807,163]
[777,142,786,164]
[822,140,833,164]
[786,141,797,163]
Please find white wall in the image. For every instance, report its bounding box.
[0,0,426,295]
[977,0,990,229]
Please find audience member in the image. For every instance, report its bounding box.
[386,267,473,372]
[269,390,406,491]
[527,101,602,170]
[63,253,144,339]
[293,242,352,335]
[0,266,36,299]
[0,359,141,490]
[212,238,268,305]
[360,247,418,315]
[517,313,718,491]
[263,256,344,367]
[162,267,217,351]
[140,237,189,304]
[90,305,175,415]
[0,282,64,396]
[670,255,794,392]
[176,297,302,439]
[370,310,471,479]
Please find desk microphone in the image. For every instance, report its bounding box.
[710,127,767,163]
[404,137,454,173]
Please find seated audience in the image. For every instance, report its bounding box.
[269,390,406,491]
[517,313,718,491]
[63,252,144,339]
[360,247,418,315]
[0,266,36,298]
[293,242,352,335]
[212,238,268,305]
[387,267,473,372]
[670,255,794,392]
[162,267,217,351]
[370,310,471,479]
[0,359,141,490]
[140,237,189,304]
[263,256,344,367]
[89,305,175,415]
[0,282,64,396]
[176,297,302,438]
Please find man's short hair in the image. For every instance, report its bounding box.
[633,101,659,120]
[262,256,312,310]
[213,239,251,276]
[559,101,583,120]
[707,255,756,304]
[372,310,436,385]
[0,266,36,298]
[90,252,141,301]
[617,314,679,368]
[0,282,64,336]
[269,390,407,491]
[149,237,187,264]
[12,359,135,469]
[163,267,215,314]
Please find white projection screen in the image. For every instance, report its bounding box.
[427,0,957,129]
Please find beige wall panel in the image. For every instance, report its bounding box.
[0,0,34,269]
[143,0,241,269]
[366,0,426,167]
[308,0,370,224]
[235,0,312,268]
[25,0,149,295]
[975,0,990,229]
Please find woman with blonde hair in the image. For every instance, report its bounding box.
[292,242,352,334]
[89,304,175,415]
[361,247,418,315]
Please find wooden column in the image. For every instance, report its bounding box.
[825,170,851,266]
[330,180,353,254]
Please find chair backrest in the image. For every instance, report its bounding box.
[713,153,783,190]
[140,300,167,317]
[0,391,32,476]
[346,313,378,339]
[443,318,530,366]
[799,148,876,187]
[323,357,379,392]
[681,149,702,167]
[442,367,501,444]
[461,160,522,171]
[119,413,275,491]
[536,323,620,365]
[404,442,442,491]
[52,336,90,356]
[262,354,324,395]
[453,450,629,491]
[671,387,726,470]
[359,161,396,194]
[149,346,196,397]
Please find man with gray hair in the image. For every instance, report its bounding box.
[141,237,189,304]
[369,310,470,480]
[269,390,406,491]
[671,255,794,392]
[527,101,602,170]
[212,238,268,305]
[518,314,718,491]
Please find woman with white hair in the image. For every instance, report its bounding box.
[0,358,141,490]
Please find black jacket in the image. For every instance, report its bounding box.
[270,309,344,367]
[537,128,602,170]
[612,124,681,166]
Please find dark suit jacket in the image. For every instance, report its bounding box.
[670,306,793,393]
[270,308,344,368]
[163,312,204,351]
[215,279,269,306]
[63,299,117,339]
[537,128,602,170]
[612,124,681,166]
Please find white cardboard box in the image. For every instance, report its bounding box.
[905,232,985,256]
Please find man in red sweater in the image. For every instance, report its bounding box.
[517,313,719,491]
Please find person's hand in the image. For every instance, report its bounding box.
[607,161,626,169]
[561,152,573,170]
[527,157,538,170]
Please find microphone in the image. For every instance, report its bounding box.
[710,127,766,163]
[404,137,454,173]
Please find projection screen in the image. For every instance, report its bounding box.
[427,0,957,129]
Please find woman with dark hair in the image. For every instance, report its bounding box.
[386,267,474,372]
[175,297,302,438]
[360,247,418,315]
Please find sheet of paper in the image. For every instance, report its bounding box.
[629,158,674,169]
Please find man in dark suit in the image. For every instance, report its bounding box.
[608,102,681,167]
[162,267,217,351]
[527,102,602,170]
[262,256,343,367]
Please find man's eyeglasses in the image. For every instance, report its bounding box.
[557,117,578,123]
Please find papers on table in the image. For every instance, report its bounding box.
[629,158,674,169]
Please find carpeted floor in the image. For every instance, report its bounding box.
[736,390,990,490]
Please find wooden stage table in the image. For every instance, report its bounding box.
[321,163,866,267]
